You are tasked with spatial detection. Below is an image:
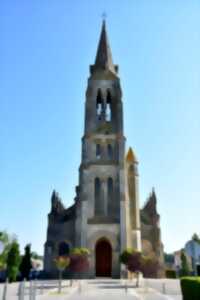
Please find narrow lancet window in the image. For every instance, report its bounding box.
[107,144,113,159]
[107,177,114,214]
[96,144,101,159]
[95,178,103,215]
[96,89,103,120]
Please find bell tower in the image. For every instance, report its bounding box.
[75,21,130,277]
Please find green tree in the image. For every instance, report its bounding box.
[20,244,32,279]
[120,248,160,286]
[7,241,21,282]
[180,251,190,277]
[0,231,9,269]
[31,251,41,259]
[0,231,14,270]
[192,233,200,244]
[54,256,70,293]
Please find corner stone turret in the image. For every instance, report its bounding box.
[140,188,165,276]
[51,190,65,214]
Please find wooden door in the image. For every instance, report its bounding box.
[95,239,112,277]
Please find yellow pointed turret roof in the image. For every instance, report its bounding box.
[126,147,138,163]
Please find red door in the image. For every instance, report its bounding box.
[95,239,112,277]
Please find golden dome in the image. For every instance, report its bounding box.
[126,147,138,163]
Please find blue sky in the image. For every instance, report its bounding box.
[0,1,200,255]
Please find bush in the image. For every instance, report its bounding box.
[166,269,176,279]
[141,257,159,278]
[69,247,90,273]
[119,248,137,265]
[181,277,200,300]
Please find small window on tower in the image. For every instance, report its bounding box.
[106,90,112,121]
[96,144,101,159]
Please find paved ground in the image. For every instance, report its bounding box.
[0,279,182,300]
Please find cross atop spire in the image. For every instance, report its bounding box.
[102,12,107,21]
[90,20,118,75]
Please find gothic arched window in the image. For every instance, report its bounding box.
[94,177,103,215]
[107,144,113,159]
[96,89,103,119]
[96,144,101,159]
[107,177,114,214]
[108,177,113,198]
[58,242,70,256]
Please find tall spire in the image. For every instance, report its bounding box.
[91,20,118,75]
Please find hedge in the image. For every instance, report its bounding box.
[181,277,200,300]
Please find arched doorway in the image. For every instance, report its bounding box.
[95,238,112,277]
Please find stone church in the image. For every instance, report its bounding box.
[44,21,164,278]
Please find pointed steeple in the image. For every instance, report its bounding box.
[126,147,138,163]
[90,21,118,75]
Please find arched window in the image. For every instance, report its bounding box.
[107,177,114,214]
[58,242,70,256]
[96,144,101,159]
[106,90,112,121]
[96,89,103,120]
[108,178,113,199]
[95,177,103,215]
[107,144,113,159]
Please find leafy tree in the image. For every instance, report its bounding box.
[20,244,32,279]
[54,256,70,293]
[192,233,200,244]
[31,251,41,259]
[127,251,142,287]
[180,251,190,277]
[6,241,21,282]
[0,231,10,270]
[120,248,160,286]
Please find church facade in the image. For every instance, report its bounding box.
[44,21,164,278]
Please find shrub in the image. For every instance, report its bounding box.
[181,277,200,300]
[119,248,136,265]
[70,248,90,256]
[166,269,176,279]
[141,257,159,278]
[120,248,160,279]
[69,247,90,274]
